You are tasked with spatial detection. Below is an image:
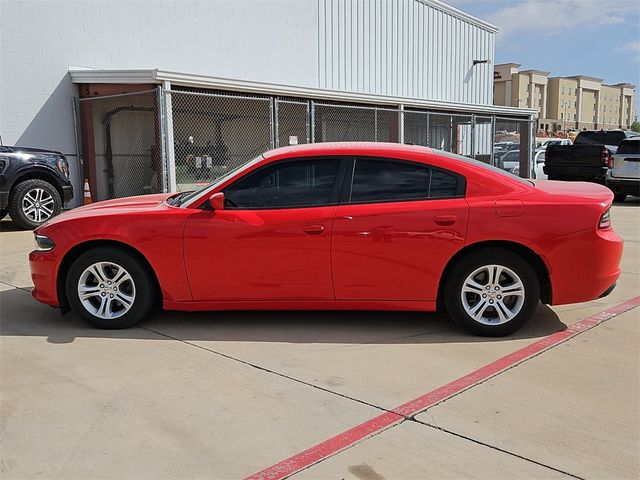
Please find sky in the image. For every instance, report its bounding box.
[445,0,640,114]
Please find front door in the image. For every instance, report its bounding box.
[331,158,469,301]
[183,157,343,301]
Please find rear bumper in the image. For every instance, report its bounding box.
[549,227,623,306]
[606,177,640,196]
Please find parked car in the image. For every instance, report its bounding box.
[0,146,73,229]
[544,130,639,184]
[607,137,640,202]
[29,143,622,337]
[537,138,572,152]
[533,150,547,180]
[496,149,520,174]
[493,142,518,155]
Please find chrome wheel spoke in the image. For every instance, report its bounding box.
[115,291,134,307]
[501,281,524,296]
[79,285,101,300]
[462,278,485,295]
[113,268,132,287]
[490,265,503,285]
[469,299,489,319]
[90,264,107,284]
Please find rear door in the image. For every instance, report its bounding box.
[183,157,345,301]
[331,157,469,301]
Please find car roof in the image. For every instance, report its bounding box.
[263,142,435,159]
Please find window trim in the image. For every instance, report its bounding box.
[340,156,466,206]
[221,156,348,210]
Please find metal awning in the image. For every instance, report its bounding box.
[69,68,537,118]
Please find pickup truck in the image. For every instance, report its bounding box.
[543,130,639,184]
[0,145,73,229]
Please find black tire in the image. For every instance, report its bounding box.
[613,193,627,203]
[8,179,62,230]
[444,248,540,337]
[66,247,156,329]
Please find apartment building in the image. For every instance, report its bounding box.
[494,64,636,132]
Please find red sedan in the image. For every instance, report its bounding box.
[29,143,623,336]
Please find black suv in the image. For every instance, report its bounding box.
[0,146,74,229]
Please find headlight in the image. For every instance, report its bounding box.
[34,234,56,251]
[56,157,69,179]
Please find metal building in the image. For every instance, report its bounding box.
[1,0,536,204]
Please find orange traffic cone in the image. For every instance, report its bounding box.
[83,179,92,205]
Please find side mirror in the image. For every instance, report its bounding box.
[208,192,225,211]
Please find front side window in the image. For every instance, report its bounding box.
[349,159,462,203]
[224,158,340,209]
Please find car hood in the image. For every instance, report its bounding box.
[532,179,613,204]
[39,193,174,228]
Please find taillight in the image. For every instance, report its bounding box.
[602,148,613,168]
[598,208,611,229]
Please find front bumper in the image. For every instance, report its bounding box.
[29,250,60,307]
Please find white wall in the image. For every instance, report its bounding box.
[0,0,496,204]
[318,0,495,104]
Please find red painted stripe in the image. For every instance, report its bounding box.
[246,296,640,480]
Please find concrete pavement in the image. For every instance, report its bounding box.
[0,199,638,479]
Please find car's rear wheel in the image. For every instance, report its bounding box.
[66,247,155,329]
[8,179,62,230]
[444,249,540,336]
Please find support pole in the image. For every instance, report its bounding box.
[162,81,177,192]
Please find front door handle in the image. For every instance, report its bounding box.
[303,224,325,235]
[433,215,457,226]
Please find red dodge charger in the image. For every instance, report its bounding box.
[29,143,623,336]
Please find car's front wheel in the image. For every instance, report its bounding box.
[8,179,62,229]
[444,249,540,336]
[66,247,155,329]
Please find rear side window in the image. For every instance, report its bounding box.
[616,140,640,155]
[225,159,340,209]
[349,159,462,203]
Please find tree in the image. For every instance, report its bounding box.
[631,118,640,133]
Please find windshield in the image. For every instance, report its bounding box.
[174,155,264,207]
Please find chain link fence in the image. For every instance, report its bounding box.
[79,87,534,200]
[79,89,163,201]
[168,90,272,192]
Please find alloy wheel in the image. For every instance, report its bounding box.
[22,188,55,223]
[77,262,136,320]
[460,264,525,325]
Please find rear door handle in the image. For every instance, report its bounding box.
[433,215,457,226]
[303,224,325,235]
